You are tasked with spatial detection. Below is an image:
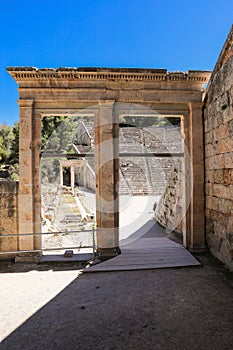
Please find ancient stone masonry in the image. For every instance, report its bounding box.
[3,27,233,269]
[154,164,184,235]
[6,66,210,258]
[0,179,18,258]
[204,25,233,271]
[119,125,183,195]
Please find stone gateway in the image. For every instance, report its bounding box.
[6,67,210,259]
[1,25,232,270]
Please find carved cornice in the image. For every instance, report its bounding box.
[7,67,211,84]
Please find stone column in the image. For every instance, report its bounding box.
[60,163,64,186]
[33,112,42,250]
[83,161,87,187]
[94,101,120,260]
[182,112,192,248]
[70,165,75,189]
[188,102,206,251]
[180,112,189,247]
[18,100,35,251]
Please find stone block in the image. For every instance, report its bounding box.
[219,91,229,111]
[223,110,233,124]
[205,183,213,196]
[215,123,229,140]
[220,239,232,263]
[206,155,224,170]
[223,152,233,169]
[218,198,233,215]
[227,215,233,232]
[213,169,224,184]
[205,157,211,171]
[0,179,19,253]
[214,216,228,236]
[205,170,214,184]
[228,119,233,137]
[207,232,222,253]
[212,197,220,211]
[226,233,233,245]
[217,154,226,169]
[214,111,224,129]
[212,184,227,198]
[205,144,215,157]
[216,138,233,154]
[205,196,214,210]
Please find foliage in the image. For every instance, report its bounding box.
[0,116,94,183]
[0,134,8,163]
[10,122,19,164]
[0,123,19,179]
[42,115,94,152]
[41,116,79,152]
[0,124,14,162]
[41,116,92,184]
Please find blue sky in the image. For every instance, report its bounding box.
[0,0,232,125]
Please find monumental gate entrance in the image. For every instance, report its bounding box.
[7,67,211,259]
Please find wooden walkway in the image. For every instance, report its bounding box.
[84,221,200,272]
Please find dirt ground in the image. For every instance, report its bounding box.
[0,253,233,350]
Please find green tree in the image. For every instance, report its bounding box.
[10,122,19,164]
[41,116,79,184]
[0,134,8,162]
[0,124,14,163]
[0,116,93,182]
[41,116,78,152]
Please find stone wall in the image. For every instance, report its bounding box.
[204,26,233,271]
[0,179,19,258]
[154,163,184,234]
[76,122,92,146]
[74,162,96,192]
[85,163,96,191]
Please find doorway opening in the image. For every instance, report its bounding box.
[40,115,96,258]
[118,114,184,245]
[63,167,71,186]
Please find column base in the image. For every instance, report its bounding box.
[188,245,207,254]
[15,252,41,263]
[96,247,121,261]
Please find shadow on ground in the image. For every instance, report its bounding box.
[0,251,233,350]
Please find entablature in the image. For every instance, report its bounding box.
[7,66,211,89]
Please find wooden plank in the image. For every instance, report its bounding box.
[84,237,200,272]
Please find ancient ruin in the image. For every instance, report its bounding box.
[2,67,210,260]
[0,26,232,270]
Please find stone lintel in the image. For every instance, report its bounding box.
[31,103,191,118]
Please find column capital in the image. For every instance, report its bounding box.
[98,100,115,106]
[188,102,203,110]
[17,99,34,108]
